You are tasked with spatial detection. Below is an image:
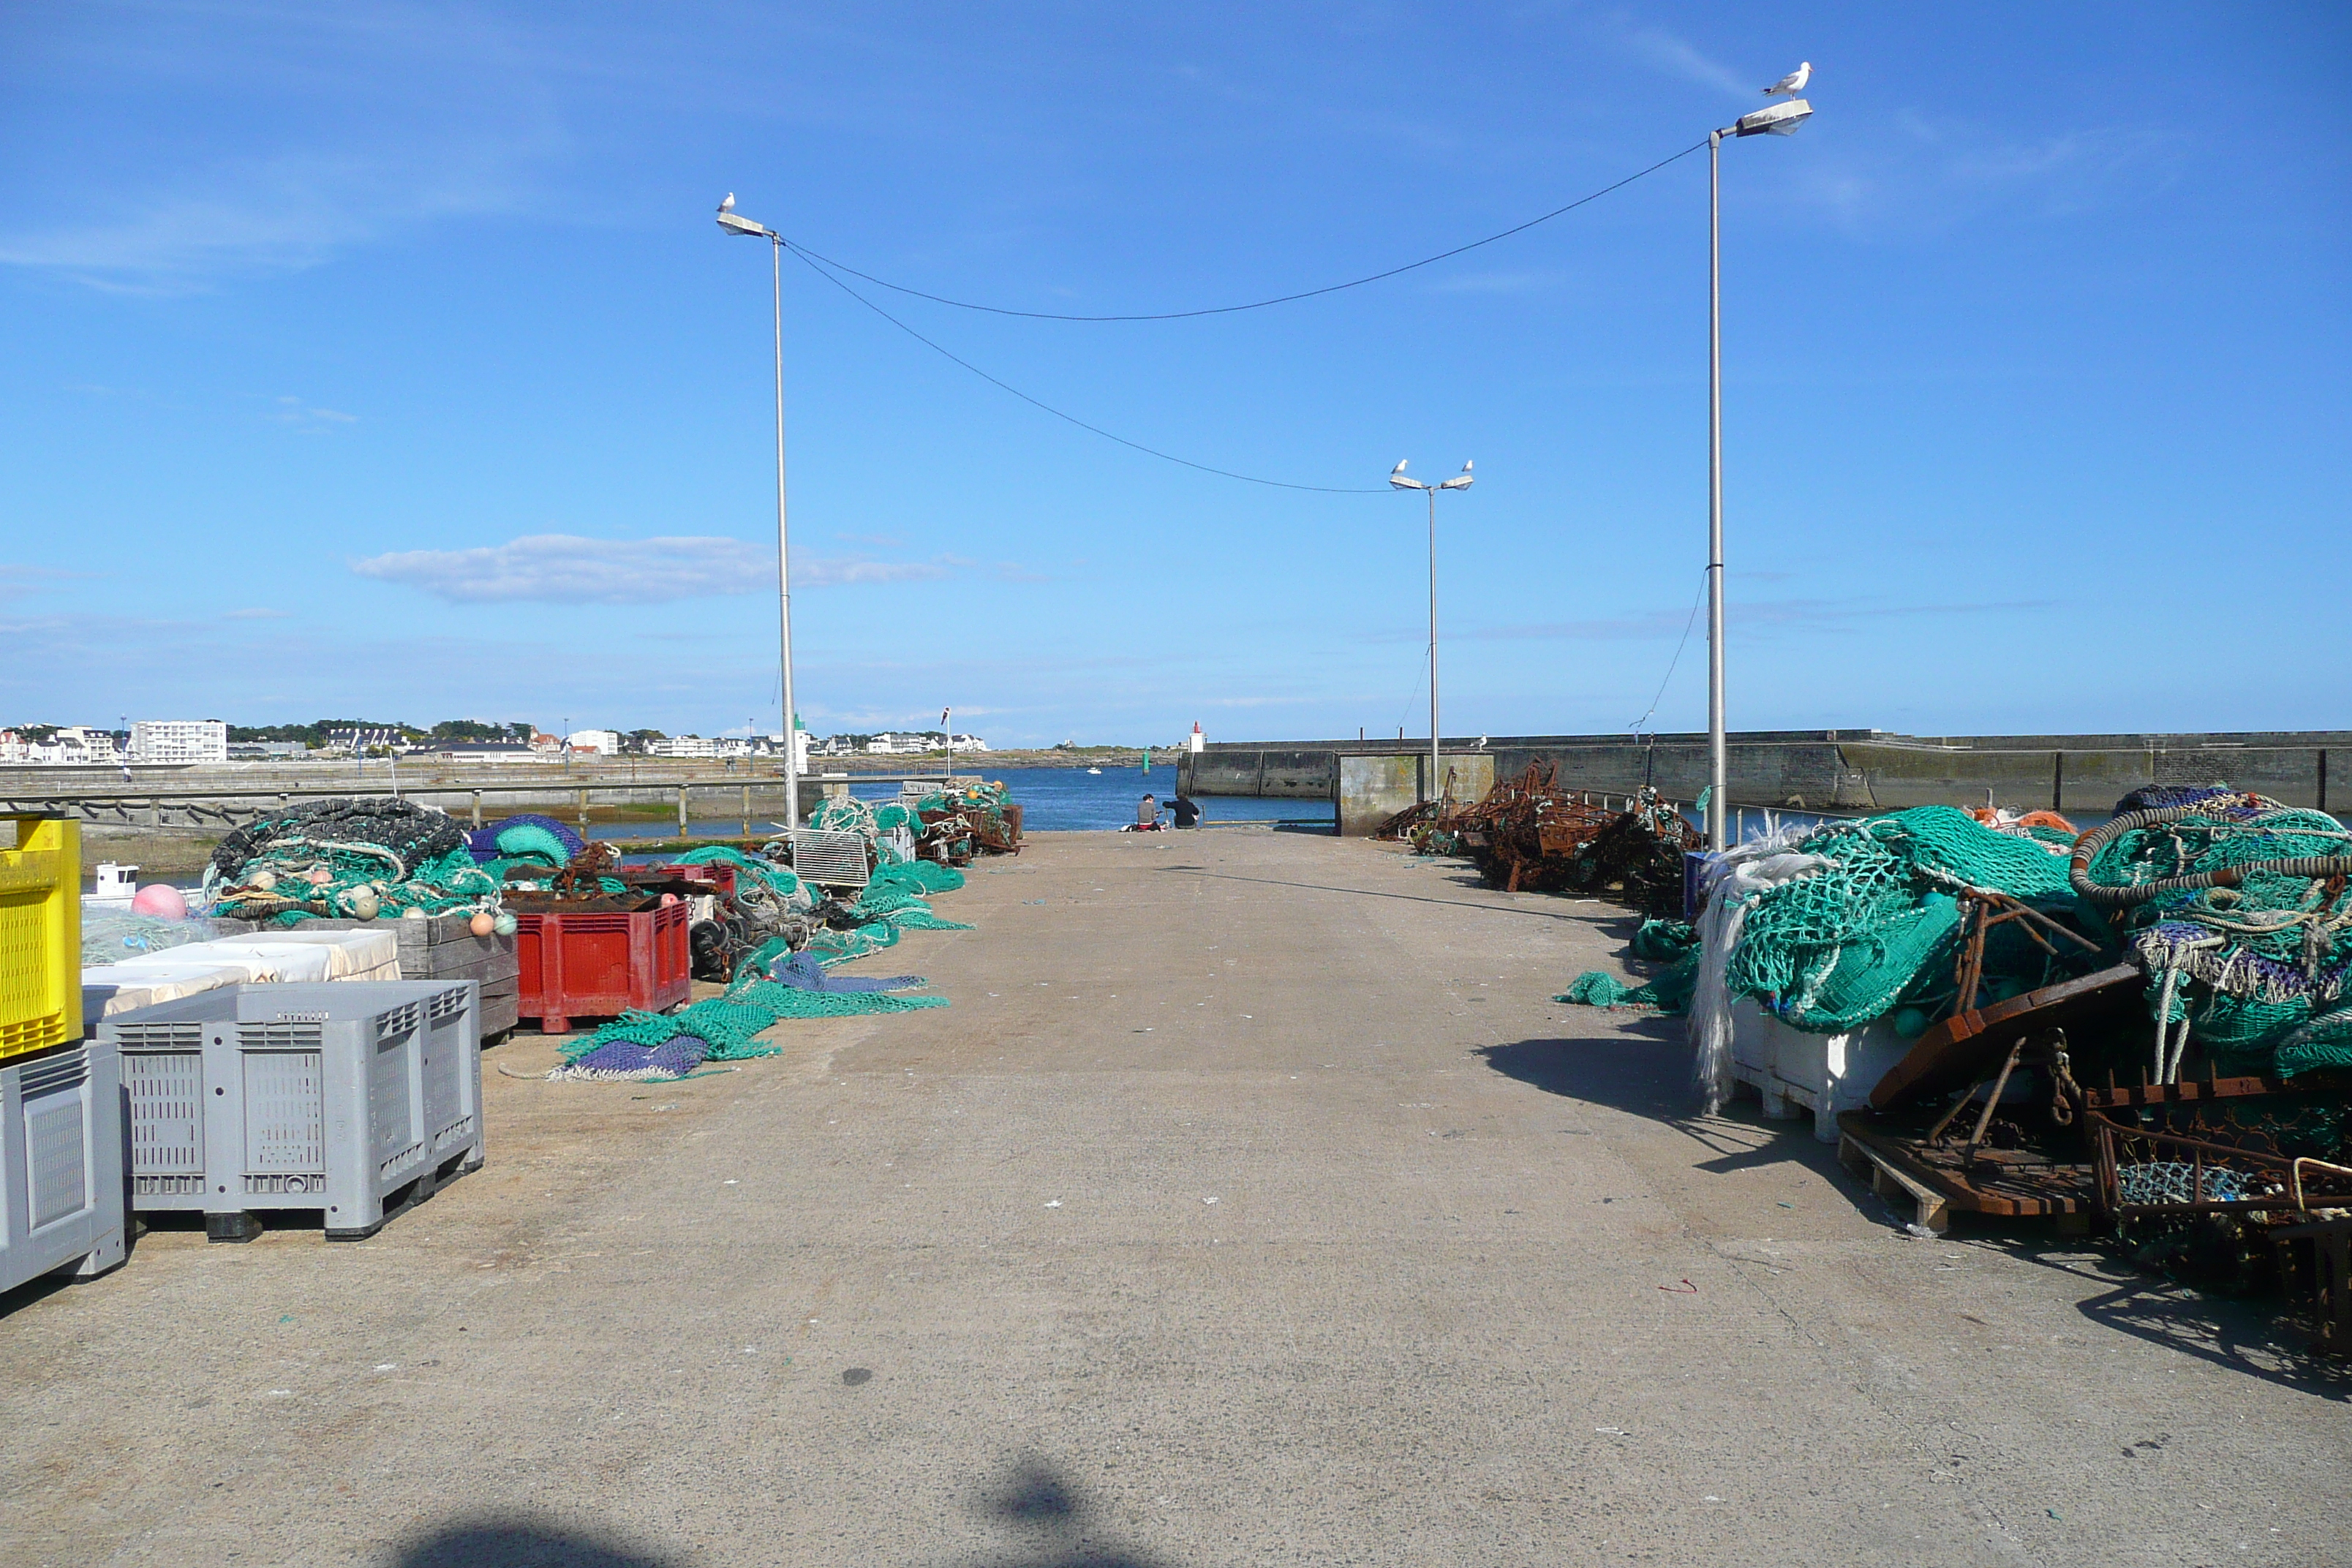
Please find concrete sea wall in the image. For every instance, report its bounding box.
[1180,729,2350,816]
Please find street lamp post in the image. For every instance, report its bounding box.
[1388,459,1474,804]
[1705,93,1812,849]
[717,195,802,829]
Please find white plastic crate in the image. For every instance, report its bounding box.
[1726,997,1912,1144]
[789,828,871,891]
[102,980,483,1241]
[0,1041,127,1293]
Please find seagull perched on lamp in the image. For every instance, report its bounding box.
[719,192,736,212]
[1763,62,1811,97]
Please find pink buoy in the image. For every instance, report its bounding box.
[131,883,189,919]
[660,892,680,906]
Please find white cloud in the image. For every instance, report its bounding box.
[799,556,955,587]
[222,608,291,621]
[1618,27,1754,99]
[353,534,771,604]
[0,12,568,292]
[350,535,1001,603]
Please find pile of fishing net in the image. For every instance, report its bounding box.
[467,813,583,870]
[1567,807,2103,1046]
[82,908,219,965]
[800,861,974,962]
[203,797,500,925]
[2071,785,2352,1079]
[1721,805,2095,1034]
[551,952,946,1080]
[1557,919,1700,1013]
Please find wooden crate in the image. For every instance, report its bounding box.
[213,913,520,1038]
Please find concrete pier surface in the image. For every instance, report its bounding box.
[3,829,2342,1567]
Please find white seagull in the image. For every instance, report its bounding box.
[719,192,736,212]
[1763,62,1811,97]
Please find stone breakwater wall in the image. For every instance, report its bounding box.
[1177,730,2351,815]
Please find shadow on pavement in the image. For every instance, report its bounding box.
[1974,1239,2352,1402]
[1474,1025,1875,1186]
[393,1519,683,1567]
[963,1456,1175,1567]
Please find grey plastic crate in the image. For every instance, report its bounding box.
[1,1041,127,1294]
[788,827,871,891]
[102,980,483,1242]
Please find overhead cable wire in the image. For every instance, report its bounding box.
[788,139,1708,323]
[1627,569,1709,736]
[790,246,1387,493]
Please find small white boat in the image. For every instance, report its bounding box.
[1086,766,1102,774]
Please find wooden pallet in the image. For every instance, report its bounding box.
[1837,1113,2097,1232]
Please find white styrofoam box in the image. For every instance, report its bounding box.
[83,961,250,1020]
[1727,997,1912,1144]
[1,1041,127,1293]
[83,930,404,1019]
[102,980,483,1240]
[211,930,402,981]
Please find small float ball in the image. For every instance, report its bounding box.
[306,865,335,886]
[470,911,496,937]
[492,911,518,937]
[131,883,189,919]
[660,892,680,906]
[1892,1006,1930,1039]
[248,869,277,892]
[347,887,381,920]
[403,905,427,920]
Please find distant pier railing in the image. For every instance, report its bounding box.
[0,769,971,841]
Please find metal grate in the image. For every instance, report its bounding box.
[788,828,871,890]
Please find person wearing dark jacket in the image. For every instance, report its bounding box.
[1169,794,1203,829]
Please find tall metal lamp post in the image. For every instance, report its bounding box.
[1705,93,1812,849]
[716,194,802,829]
[1388,459,1474,804]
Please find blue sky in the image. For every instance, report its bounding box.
[3,4,2345,746]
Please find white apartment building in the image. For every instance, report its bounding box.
[0,725,123,766]
[566,729,622,755]
[130,720,229,765]
[647,735,718,759]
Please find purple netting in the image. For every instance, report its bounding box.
[2114,784,2226,813]
[769,950,926,993]
[559,1032,712,1079]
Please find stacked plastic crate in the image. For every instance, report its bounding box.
[1,816,127,1294]
[105,980,485,1241]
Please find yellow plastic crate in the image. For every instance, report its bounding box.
[0,815,80,1061]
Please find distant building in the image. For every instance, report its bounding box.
[0,725,123,766]
[227,740,310,760]
[436,741,540,760]
[647,735,718,759]
[131,720,229,765]
[566,729,622,756]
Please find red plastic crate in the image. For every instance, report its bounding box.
[513,902,691,1035]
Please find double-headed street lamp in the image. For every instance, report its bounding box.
[1704,93,1812,848]
[715,194,802,828]
[1389,459,1474,804]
